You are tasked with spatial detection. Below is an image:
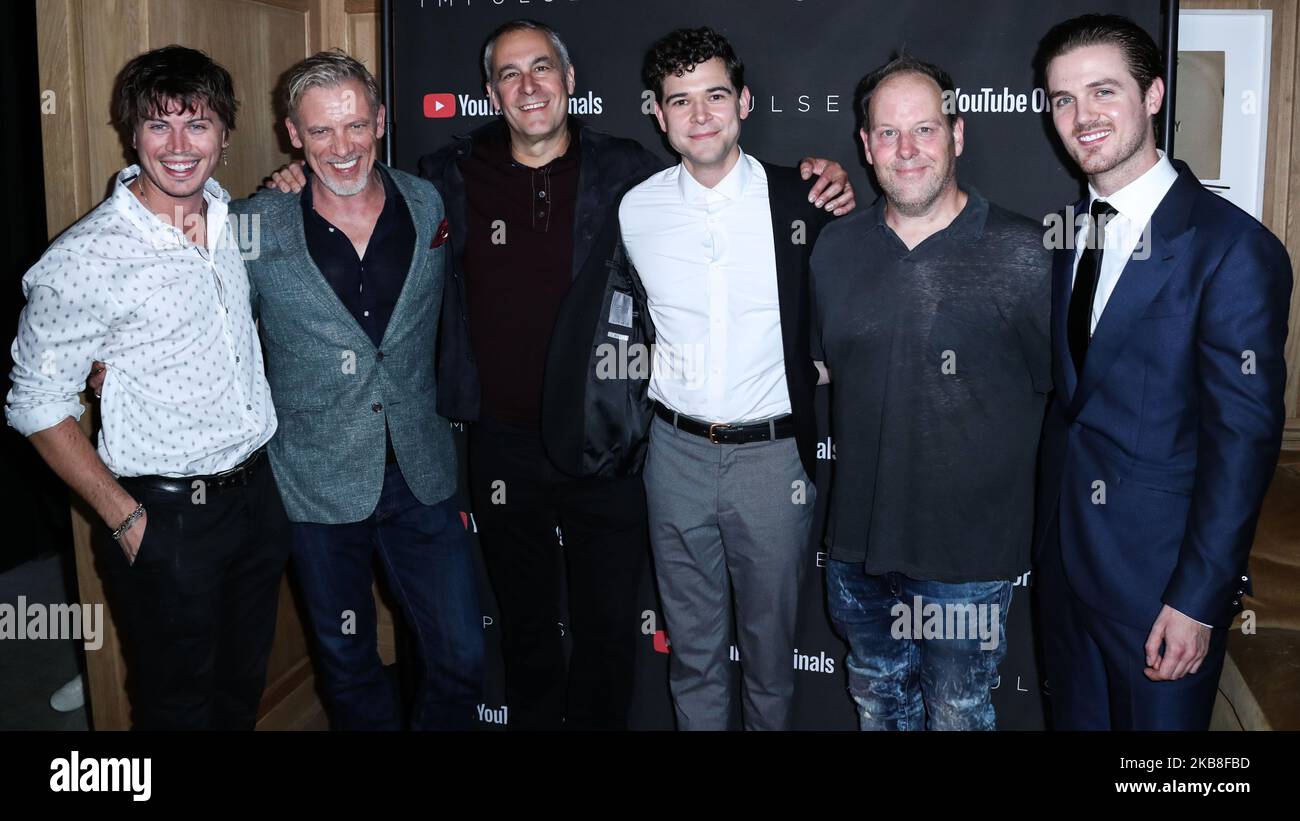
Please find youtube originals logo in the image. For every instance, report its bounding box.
[424,93,455,118]
[423,90,603,119]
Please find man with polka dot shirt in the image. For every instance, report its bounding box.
[5,47,288,730]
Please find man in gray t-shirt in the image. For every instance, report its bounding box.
[810,56,1050,731]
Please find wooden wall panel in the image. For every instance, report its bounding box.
[36,0,93,236]
[348,9,379,74]
[308,0,349,55]
[74,0,149,204]
[147,0,306,199]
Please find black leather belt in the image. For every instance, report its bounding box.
[119,446,267,495]
[654,402,795,445]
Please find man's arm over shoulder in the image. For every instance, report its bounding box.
[228,191,292,317]
[1164,222,1294,626]
[416,142,461,195]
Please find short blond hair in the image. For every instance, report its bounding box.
[284,49,381,124]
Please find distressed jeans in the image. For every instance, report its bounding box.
[826,560,1011,731]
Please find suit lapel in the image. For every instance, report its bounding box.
[763,163,800,335]
[1052,202,1083,403]
[268,193,376,353]
[1066,169,1199,417]
[381,168,432,349]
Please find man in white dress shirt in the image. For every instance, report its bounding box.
[620,27,833,730]
[5,47,288,729]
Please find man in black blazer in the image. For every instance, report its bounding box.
[559,27,833,730]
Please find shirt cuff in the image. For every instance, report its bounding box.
[4,399,85,437]
[1169,604,1214,630]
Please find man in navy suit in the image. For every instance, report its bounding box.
[1034,14,1292,730]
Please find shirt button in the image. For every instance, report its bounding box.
[245,404,252,410]
[538,191,546,199]
[372,403,383,412]
[235,356,240,363]
[363,310,370,317]
[328,227,335,233]
[376,351,385,361]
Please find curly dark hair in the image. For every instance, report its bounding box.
[112,45,238,138]
[642,27,745,104]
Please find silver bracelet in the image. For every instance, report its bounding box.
[112,503,145,542]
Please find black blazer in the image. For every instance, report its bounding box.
[417,117,664,422]
[541,160,833,480]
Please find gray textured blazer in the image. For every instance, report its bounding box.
[230,165,457,524]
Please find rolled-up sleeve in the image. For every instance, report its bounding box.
[6,250,109,436]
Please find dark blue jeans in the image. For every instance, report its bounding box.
[290,463,483,730]
[827,560,1011,731]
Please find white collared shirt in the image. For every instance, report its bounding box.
[619,150,790,423]
[6,165,276,477]
[1072,150,1180,333]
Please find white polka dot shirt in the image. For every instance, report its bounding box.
[5,165,277,478]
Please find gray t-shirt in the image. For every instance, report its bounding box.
[810,187,1051,582]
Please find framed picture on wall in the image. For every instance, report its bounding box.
[1176,9,1272,218]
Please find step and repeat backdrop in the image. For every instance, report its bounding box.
[388,0,1165,730]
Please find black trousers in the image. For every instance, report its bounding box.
[469,419,649,730]
[99,457,291,730]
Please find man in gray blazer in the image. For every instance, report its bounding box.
[233,52,482,730]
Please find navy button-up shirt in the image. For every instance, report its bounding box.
[301,165,415,348]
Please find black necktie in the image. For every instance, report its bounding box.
[1068,199,1117,375]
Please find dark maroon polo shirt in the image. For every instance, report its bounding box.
[459,124,580,427]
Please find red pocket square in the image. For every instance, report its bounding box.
[431,217,450,248]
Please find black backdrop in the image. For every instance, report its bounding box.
[388,0,1165,730]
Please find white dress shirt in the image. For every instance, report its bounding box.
[6,165,276,478]
[619,150,790,423]
[1072,151,1180,333]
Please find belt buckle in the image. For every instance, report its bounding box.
[707,422,728,444]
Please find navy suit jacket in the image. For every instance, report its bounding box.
[1036,160,1293,630]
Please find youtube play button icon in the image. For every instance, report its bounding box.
[424,93,455,118]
